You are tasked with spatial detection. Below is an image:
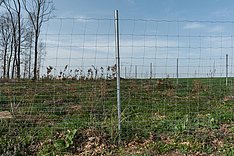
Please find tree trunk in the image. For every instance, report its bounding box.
[28,32,32,79]
[3,42,8,78]
[12,28,17,79]
[12,56,16,79]
[16,0,21,79]
[7,36,14,78]
[33,34,38,79]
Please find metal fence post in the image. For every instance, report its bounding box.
[226,54,228,86]
[150,63,152,79]
[115,10,121,141]
[177,58,179,85]
[135,65,137,79]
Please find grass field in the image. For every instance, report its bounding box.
[0,78,234,155]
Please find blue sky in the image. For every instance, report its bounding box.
[40,0,234,78]
[54,0,234,20]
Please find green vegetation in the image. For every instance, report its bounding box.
[0,78,234,155]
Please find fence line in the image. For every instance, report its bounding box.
[1,13,234,155]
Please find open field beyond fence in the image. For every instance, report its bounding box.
[0,78,234,155]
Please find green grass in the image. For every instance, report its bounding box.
[0,78,234,155]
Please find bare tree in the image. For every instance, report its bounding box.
[22,0,54,79]
[16,0,22,79]
[0,13,11,78]
[21,24,34,78]
[22,27,34,79]
[37,41,46,79]
[2,0,22,79]
[7,35,14,78]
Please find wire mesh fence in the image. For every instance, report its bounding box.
[0,14,234,155]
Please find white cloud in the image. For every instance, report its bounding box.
[212,8,233,18]
[208,26,224,33]
[184,22,205,29]
[127,0,136,4]
[74,15,90,22]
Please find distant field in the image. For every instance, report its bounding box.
[0,78,234,155]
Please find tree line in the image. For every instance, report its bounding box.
[0,0,54,79]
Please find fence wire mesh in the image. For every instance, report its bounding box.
[0,16,234,155]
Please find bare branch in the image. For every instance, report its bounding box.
[0,0,3,6]
[22,0,54,79]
